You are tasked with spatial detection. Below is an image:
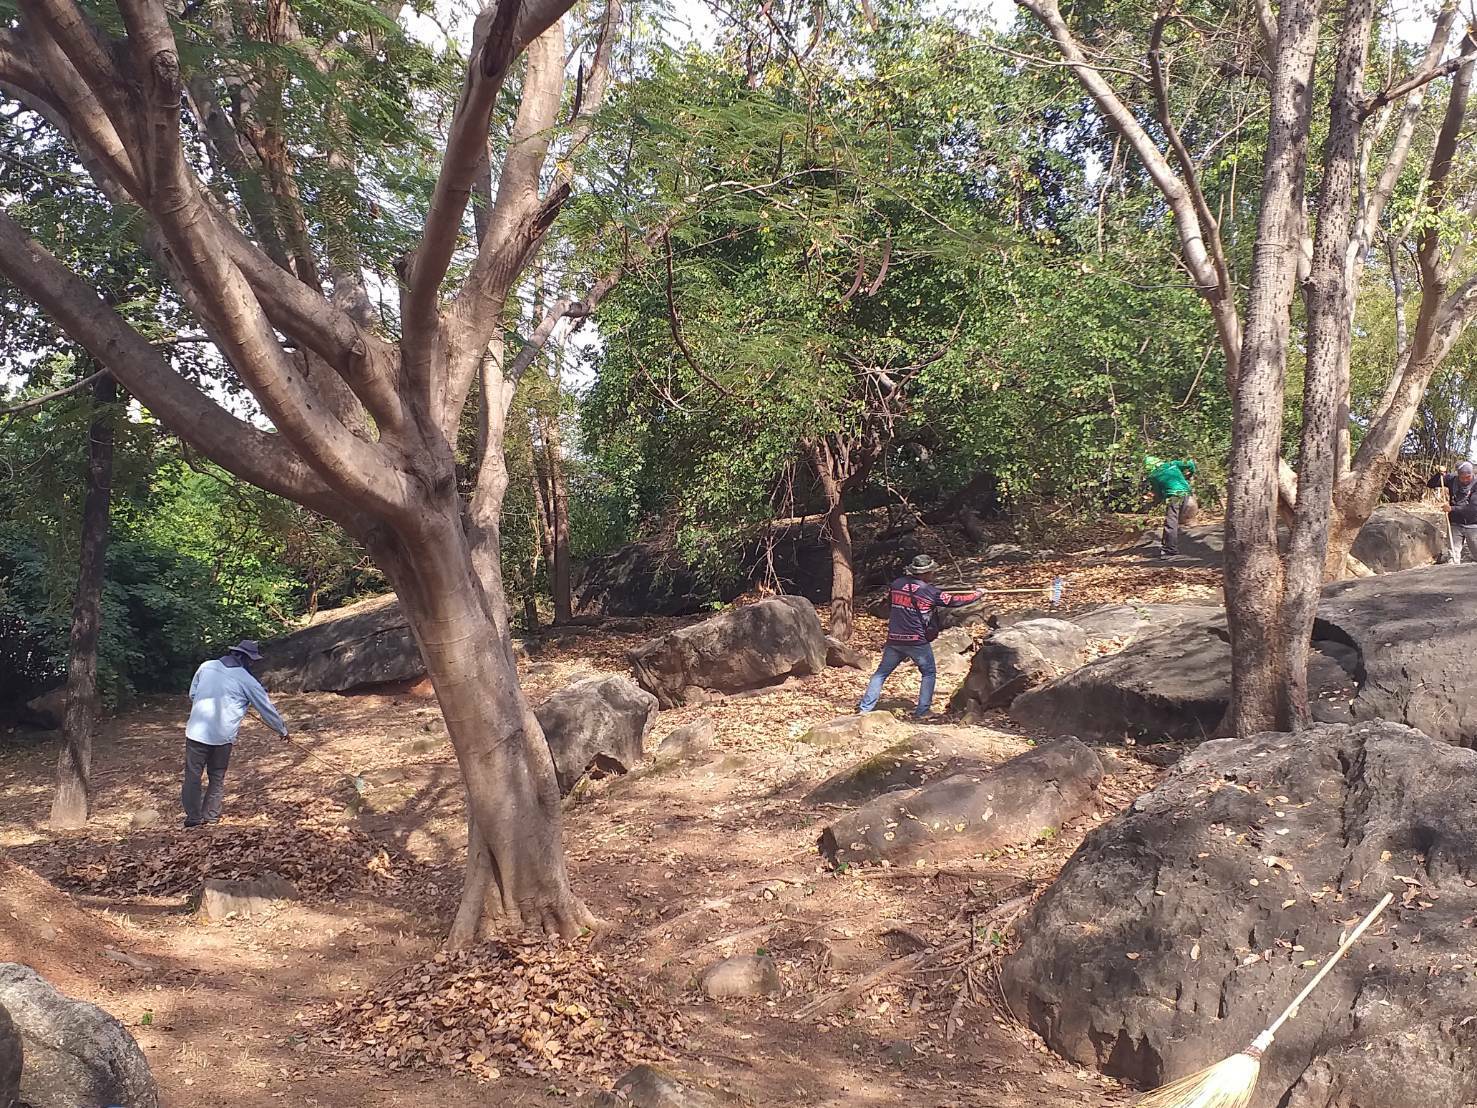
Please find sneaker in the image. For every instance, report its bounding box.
[912,711,936,722]
[202,817,221,825]
[183,819,202,829]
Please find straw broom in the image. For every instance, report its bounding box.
[1136,891,1394,1108]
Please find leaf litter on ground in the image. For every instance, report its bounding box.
[320,938,685,1084]
[44,802,399,899]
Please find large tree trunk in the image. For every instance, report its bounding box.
[1223,0,1322,736]
[806,441,856,641]
[49,372,117,830]
[825,499,855,643]
[542,414,573,624]
[373,499,593,947]
[1281,0,1374,726]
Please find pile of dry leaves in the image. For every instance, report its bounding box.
[52,804,396,898]
[321,940,685,1083]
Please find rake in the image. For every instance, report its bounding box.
[1137,891,1394,1108]
[278,729,370,796]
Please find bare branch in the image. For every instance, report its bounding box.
[502,214,678,401]
[1148,12,1234,308]
[403,0,576,333]
[0,209,341,514]
[0,370,110,419]
[1362,26,1476,118]
[1013,0,1242,373]
[1352,4,1458,256]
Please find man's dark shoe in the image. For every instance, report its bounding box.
[183,819,202,828]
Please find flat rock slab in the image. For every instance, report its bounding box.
[796,712,907,750]
[0,964,157,1108]
[629,596,827,709]
[1013,565,1477,747]
[535,674,657,794]
[1128,504,1444,575]
[1316,563,1477,745]
[805,727,1022,806]
[700,954,781,999]
[1001,721,1477,1108]
[817,739,1103,867]
[197,875,299,921]
[1061,603,1225,645]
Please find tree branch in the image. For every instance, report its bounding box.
[1013,0,1242,374]
[403,0,575,335]
[1362,26,1476,118]
[0,370,110,420]
[0,209,341,515]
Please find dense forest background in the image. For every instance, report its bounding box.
[2,0,1471,709]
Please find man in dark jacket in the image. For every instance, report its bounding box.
[1430,462,1477,563]
[858,555,983,720]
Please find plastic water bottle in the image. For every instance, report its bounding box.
[1050,576,1065,607]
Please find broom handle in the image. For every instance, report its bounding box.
[1263,892,1394,1040]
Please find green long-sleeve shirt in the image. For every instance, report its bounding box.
[1147,459,1196,501]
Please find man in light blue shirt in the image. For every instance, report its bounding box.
[182,639,288,827]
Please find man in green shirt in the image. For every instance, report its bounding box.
[1147,457,1197,556]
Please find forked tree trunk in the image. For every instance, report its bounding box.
[1281,0,1373,726]
[50,372,117,830]
[1223,0,1322,736]
[372,499,592,946]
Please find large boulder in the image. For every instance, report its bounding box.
[534,675,658,794]
[0,1004,19,1108]
[1349,504,1446,573]
[0,964,158,1108]
[949,619,1086,720]
[1013,565,1477,746]
[254,594,422,693]
[1010,610,1232,742]
[1314,563,1477,745]
[817,739,1103,867]
[21,688,66,730]
[574,542,715,617]
[1001,722,1477,1108]
[628,597,827,709]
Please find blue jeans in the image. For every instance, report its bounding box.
[858,642,937,717]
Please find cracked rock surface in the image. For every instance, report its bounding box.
[1000,721,1477,1108]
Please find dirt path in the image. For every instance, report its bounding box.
[0,568,1204,1106]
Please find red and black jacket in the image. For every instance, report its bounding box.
[886,576,982,643]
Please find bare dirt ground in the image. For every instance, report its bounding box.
[0,552,1213,1107]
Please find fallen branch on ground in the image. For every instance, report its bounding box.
[793,893,1031,1020]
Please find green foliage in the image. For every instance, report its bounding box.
[579,1,1231,551]
[0,383,373,707]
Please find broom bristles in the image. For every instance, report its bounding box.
[1136,1050,1263,1108]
